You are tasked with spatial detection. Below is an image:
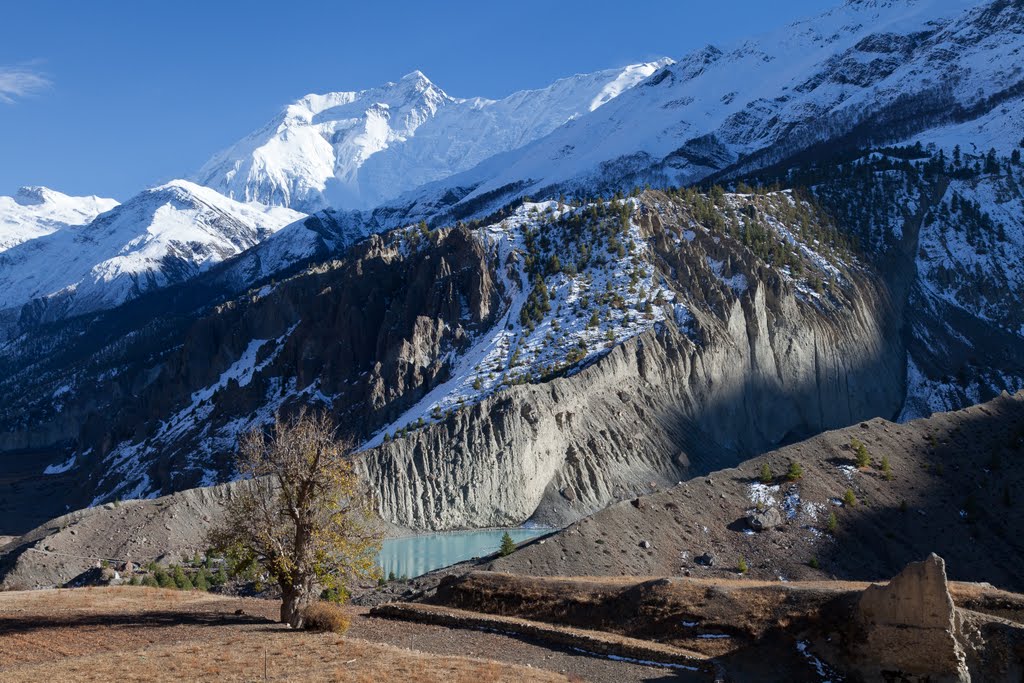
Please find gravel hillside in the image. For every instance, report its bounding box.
[490,390,1024,591]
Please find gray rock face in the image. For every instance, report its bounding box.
[747,507,783,532]
[358,266,903,529]
[0,190,904,534]
[853,554,970,682]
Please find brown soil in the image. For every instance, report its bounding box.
[490,391,1024,590]
[428,571,1024,656]
[373,602,710,666]
[0,587,687,682]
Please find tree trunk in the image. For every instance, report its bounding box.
[280,584,313,628]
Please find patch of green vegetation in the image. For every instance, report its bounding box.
[499,532,516,557]
[786,461,804,481]
[851,438,870,468]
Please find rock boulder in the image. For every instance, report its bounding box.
[853,553,970,682]
[747,507,783,531]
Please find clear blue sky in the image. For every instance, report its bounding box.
[0,0,826,200]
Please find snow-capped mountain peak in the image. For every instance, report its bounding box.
[0,186,119,252]
[375,0,1012,227]
[0,179,303,328]
[13,186,60,206]
[194,60,672,212]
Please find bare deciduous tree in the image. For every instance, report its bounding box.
[208,409,381,627]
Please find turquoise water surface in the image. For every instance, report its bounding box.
[377,527,551,579]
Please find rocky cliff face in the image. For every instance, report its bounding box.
[0,223,500,525]
[360,284,901,529]
[357,191,903,528]
[0,189,905,531]
[773,144,1024,420]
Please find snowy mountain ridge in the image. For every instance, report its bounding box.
[194,60,672,212]
[0,180,303,331]
[369,0,1009,226]
[0,59,670,332]
[0,187,118,252]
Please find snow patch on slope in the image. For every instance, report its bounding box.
[90,323,300,503]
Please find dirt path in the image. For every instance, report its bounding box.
[349,606,702,683]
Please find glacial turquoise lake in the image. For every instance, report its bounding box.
[377,527,552,579]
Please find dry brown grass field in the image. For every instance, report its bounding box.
[0,587,570,682]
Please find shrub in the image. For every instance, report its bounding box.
[172,565,193,590]
[808,557,820,569]
[302,602,351,633]
[499,532,516,557]
[566,346,587,364]
[880,456,892,481]
[142,574,159,588]
[786,461,804,481]
[827,511,838,533]
[842,489,857,507]
[737,556,749,574]
[851,438,870,468]
[759,463,773,484]
[214,566,229,587]
[155,568,174,589]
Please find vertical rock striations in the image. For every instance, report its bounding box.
[358,261,902,529]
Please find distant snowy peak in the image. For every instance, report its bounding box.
[0,179,303,326]
[380,0,1017,225]
[194,60,671,212]
[0,186,118,252]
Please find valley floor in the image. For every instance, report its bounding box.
[0,587,681,682]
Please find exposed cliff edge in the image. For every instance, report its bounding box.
[0,190,905,532]
[359,274,902,529]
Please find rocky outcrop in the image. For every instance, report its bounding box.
[0,225,502,523]
[359,265,903,529]
[0,191,907,533]
[853,554,970,682]
[746,507,782,532]
[819,552,1024,682]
